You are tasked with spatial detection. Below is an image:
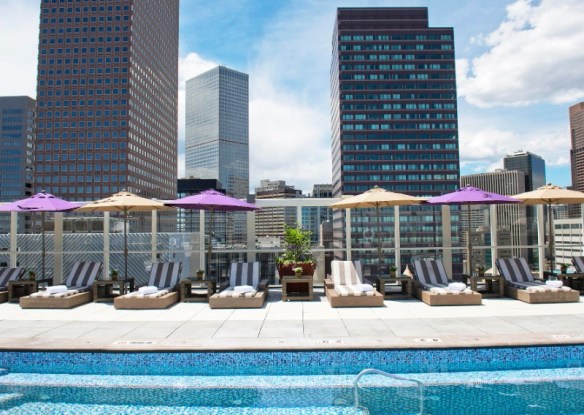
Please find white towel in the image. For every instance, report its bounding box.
[234,285,254,294]
[46,285,67,295]
[448,282,467,292]
[545,280,563,288]
[138,286,158,295]
[355,283,374,292]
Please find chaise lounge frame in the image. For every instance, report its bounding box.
[209,262,269,309]
[325,260,384,308]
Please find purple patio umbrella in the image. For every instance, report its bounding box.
[425,186,521,274]
[165,190,259,279]
[0,191,80,278]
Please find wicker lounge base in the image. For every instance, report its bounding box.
[114,292,179,309]
[20,291,92,309]
[415,287,482,306]
[505,286,580,304]
[0,291,7,303]
[324,279,384,308]
[209,290,267,309]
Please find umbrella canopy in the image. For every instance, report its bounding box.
[165,189,260,280]
[76,191,173,278]
[331,186,423,274]
[513,184,584,271]
[0,191,79,278]
[426,186,521,274]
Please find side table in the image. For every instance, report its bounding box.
[461,274,504,298]
[180,278,216,302]
[557,273,584,292]
[93,278,135,302]
[282,276,313,301]
[8,278,53,302]
[376,276,413,299]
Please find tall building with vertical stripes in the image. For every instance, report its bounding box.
[34,0,179,204]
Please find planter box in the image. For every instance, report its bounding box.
[278,263,315,277]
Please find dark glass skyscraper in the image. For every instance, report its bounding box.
[330,7,460,272]
[35,0,179,202]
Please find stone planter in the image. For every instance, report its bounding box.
[278,263,315,277]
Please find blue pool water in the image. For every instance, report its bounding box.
[0,346,582,414]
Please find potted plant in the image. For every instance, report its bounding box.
[388,266,397,278]
[475,264,486,277]
[28,270,36,281]
[110,269,119,281]
[196,269,205,279]
[292,266,303,277]
[560,263,569,274]
[277,225,316,277]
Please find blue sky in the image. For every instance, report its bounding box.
[1,0,583,193]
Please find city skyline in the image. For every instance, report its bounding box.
[1,0,582,194]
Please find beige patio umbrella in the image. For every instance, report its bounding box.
[513,183,584,271]
[76,191,174,278]
[331,186,423,273]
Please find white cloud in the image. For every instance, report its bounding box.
[0,0,39,97]
[458,0,584,107]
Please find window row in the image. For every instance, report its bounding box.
[340,63,454,71]
[340,83,455,91]
[37,99,129,108]
[340,54,454,61]
[341,93,455,100]
[341,102,455,110]
[37,153,126,161]
[339,34,452,41]
[344,173,459,181]
[341,73,454,81]
[342,113,456,120]
[340,44,452,51]
[343,183,456,193]
[342,123,456,130]
[342,153,458,161]
[38,142,126,150]
[342,143,457,151]
[38,109,127,118]
[37,175,126,184]
[342,163,458,171]
[36,164,127,173]
[340,132,456,140]
[37,131,128,140]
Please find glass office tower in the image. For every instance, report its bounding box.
[35,0,179,204]
[331,8,461,273]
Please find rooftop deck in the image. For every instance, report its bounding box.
[0,288,582,352]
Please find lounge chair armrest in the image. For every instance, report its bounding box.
[258,278,269,291]
[324,278,334,289]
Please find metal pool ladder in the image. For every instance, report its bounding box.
[352,368,425,415]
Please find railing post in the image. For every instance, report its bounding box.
[490,205,498,274]
[10,212,17,267]
[441,205,452,274]
[394,206,401,272]
[54,212,63,283]
[247,210,256,262]
[104,211,110,279]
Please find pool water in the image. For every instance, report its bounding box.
[0,346,582,414]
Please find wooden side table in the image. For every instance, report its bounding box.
[376,276,413,299]
[8,278,52,302]
[282,276,313,301]
[180,278,216,302]
[461,274,504,297]
[557,273,584,292]
[93,278,134,302]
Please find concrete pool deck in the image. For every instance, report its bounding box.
[0,288,582,352]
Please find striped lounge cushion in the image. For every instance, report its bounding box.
[572,256,584,273]
[330,261,375,297]
[123,289,170,299]
[30,289,79,298]
[64,261,102,292]
[0,267,24,290]
[146,262,182,290]
[413,259,450,288]
[218,262,260,298]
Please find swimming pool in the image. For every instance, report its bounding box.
[0,345,582,414]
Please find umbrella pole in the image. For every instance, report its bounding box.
[41,212,46,279]
[207,209,214,281]
[467,203,473,275]
[376,204,382,277]
[548,202,554,271]
[124,210,128,279]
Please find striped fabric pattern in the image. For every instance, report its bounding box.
[330,260,374,297]
[495,258,535,288]
[147,262,182,290]
[572,256,584,273]
[30,289,79,298]
[124,289,170,298]
[218,262,260,298]
[413,259,450,289]
[64,262,102,292]
[0,267,24,290]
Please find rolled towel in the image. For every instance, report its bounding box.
[138,286,158,295]
[546,280,563,288]
[45,285,68,295]
[448,282,467,292]
[355,283,374,292]
[234,285,254,294]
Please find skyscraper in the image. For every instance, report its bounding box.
[570,102,584,193]
[0,96,35,233]
[503,151,545,192]
[185,66,249,200]
[330,7,460,271]
[35,0,179,203]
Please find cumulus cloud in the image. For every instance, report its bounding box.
[0,0,39,97]
[458,0,584,107]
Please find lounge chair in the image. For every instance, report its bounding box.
[20,261,103,309]
[412,259,482,306]
[0,267,26,303]
[496,257,580,304]
[572,256,584,273]
[114,262,182,309]
[324,260,384,307]
[209,262,268,309]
